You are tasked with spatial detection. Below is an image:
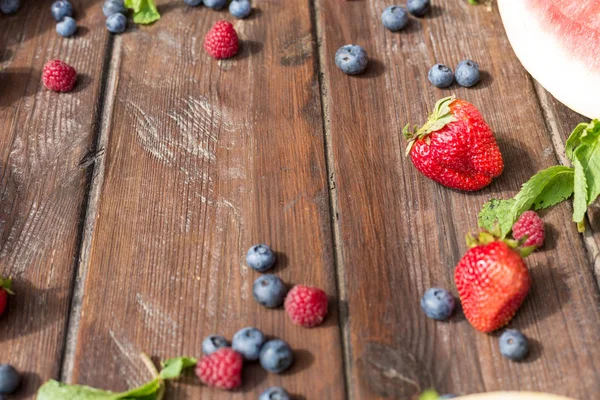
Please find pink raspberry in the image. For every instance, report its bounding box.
[512,210,545,248]
[195,348,243,390]
[284,285,328,328]
[204,21,239,59]
[42,59,77,92]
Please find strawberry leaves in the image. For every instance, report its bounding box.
[36,354,197,400]
[404,96,457,154]
[0,276,14,294]
[124,0,160,24]
[478,119,600,236]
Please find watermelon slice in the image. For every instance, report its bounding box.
[498,0,600,119]
[456,393,575,400]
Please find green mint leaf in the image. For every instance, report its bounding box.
[478,198,515,236]
[419,389,440,400]
[511,165,574,217]
[124,0,160,24]
[572,156,588,226]
[36,379,119,399]
[565,122,590,162]
[159,357,197,380]
[478,166,574,238]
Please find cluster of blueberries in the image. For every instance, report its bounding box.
[421,288,530,362]
[429,60,481,88]
[184,0,252,19]
[51,0,77,37]
[201,244,292,400]
[103,0,128,34]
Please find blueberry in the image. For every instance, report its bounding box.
[50,0,73,21]
[0,364,20,394]
[202,334,229,355]
[102,0,126,17]
[259,386,291,400]
[420,287,455,320]
[455,59,480,87]
[232,327,265,361]
[0,0,20,14]
[428,63,454,88]
[229,0,251,19]
[202,0,227,10]
[253,274,287,308]
[106,13,127,33]
[407,0,430,17]
[335,44,368,75]
[184,0,203,5]
[259,339,293,374]
[246,244,276,272]
[56,16,77,37]
[499,329,529,361]
[381,6,409,32]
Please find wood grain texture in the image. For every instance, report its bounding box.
[68,1,346,398]
[0,0,109,396]
[315,0,600,398]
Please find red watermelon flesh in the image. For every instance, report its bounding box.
[499,0,600,119]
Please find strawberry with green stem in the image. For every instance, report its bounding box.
[404,96,504,191]
[455,229,534,333]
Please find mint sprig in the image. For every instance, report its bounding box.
[36,354,197,400]
[478,119,600,236]
[124,0,160,24]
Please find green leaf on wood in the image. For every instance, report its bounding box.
[124,0,160,24]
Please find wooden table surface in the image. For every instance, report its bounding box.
[1,0,599,399]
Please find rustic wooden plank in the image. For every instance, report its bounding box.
[68,2,346,399]
[315,0,600,398]
[0,1,109,397]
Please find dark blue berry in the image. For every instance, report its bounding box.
[103,0,126,17]
[184,0,203,5]
[499,329,529,361]
[407,0,430,17]
[0,0,19,14]
[420,287,455,320]
[202,334,229,355]
[455,59,480,87]
[335,44,368,75]
[381,6,409,32]
[0,364,20,394]
[202,0,227,9]
[259,339,293,374]
[246,244,276,272]
[106,13,127,33]
[50,0,73,21]
[229,0,251,18]
[253,274,287,308]
[56,16,77,37]
[428,63,454,88]
[232,327,265,361]
[259,386,291,400]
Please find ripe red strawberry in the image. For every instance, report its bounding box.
[0,276,14,317]
[42,60,77,92]
[195,348,243,390]
[455,232,531,333]
[404,96,504,191]
[204,21,239,59]
[284,284,328,328]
